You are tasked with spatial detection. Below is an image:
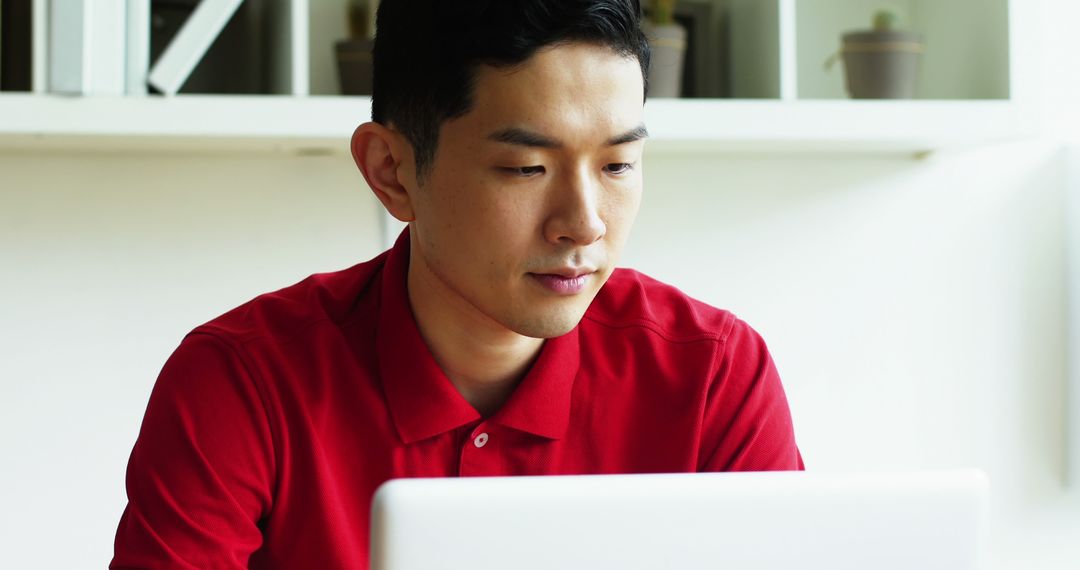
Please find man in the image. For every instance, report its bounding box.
[111,0,803,568]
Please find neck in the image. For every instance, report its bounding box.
[406,240,544,417]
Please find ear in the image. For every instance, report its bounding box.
[350,122,416,222]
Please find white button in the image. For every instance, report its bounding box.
[473,433,489,448]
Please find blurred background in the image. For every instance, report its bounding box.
[2,0,1079,567]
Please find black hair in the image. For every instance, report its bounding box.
[371,0,649,181]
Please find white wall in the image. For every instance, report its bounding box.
[629,145,1079,568]
[0,151,382,565]
[2,141,1078,568]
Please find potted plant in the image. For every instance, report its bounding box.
[642,0,687,98]
[336,0,378,95]
[840,9,925,99]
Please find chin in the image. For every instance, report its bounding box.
[506,308,587,339]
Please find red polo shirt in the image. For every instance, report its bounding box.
[111,231,803,569]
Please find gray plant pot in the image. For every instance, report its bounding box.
[841,30,924,99]
[642,22,687,98]
[336,39,374,95]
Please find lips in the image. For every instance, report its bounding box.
[529,270,595,295]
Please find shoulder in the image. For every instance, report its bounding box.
[191,250,390,345]
[584,267,744,345]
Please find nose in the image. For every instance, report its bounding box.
[543,166,607,247]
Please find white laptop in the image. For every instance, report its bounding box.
[370,470,989,570]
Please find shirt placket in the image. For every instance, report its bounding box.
[458,421,498,476]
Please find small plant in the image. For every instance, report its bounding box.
[347,0,371,38]
[650,0,677,26]
[872,9,900,32]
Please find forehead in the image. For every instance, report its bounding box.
[462,43,645,141]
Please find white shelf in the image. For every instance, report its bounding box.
[0,94,366,154]
[0,94,1026,157]
[642,99,1024,155]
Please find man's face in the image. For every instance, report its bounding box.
[407,42,646,339]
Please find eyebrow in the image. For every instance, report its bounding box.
[487,123,650,149]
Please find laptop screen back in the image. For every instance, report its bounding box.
[370,470,989,570]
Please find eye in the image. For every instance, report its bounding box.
[502,165,546,177]
[604,162,635,175]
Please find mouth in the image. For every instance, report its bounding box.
[528,269,597,295]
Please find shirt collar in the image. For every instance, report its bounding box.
[376,229,580,445]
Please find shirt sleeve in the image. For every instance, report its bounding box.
[699,317,804,472]
[111,332,276,569]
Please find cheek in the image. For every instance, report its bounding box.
[468,178,547,240]
[492,193,543,232]
[424,176,541,269]
[422,170,493,234]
